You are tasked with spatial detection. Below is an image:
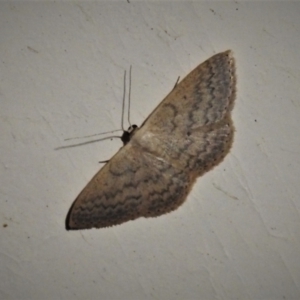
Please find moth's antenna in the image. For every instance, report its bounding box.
[121,70,127,131]
[128,65,132,127]
[58,68,130,151]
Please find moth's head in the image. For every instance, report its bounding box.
[121,124,138,145]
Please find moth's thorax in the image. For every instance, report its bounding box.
[121,124,138,145]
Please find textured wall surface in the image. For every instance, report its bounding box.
[1,1,300,299]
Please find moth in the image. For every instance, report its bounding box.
[66,50,236,230]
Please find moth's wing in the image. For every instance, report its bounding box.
[141,50,236,130]
[135,50,236,177]
[66,141,192,230]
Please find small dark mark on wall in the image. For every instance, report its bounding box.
[27,46,39,53]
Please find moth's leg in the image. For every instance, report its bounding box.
[99,160,110,164]
[172,76,180,90]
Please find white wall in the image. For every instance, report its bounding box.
[1,1,300,299]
